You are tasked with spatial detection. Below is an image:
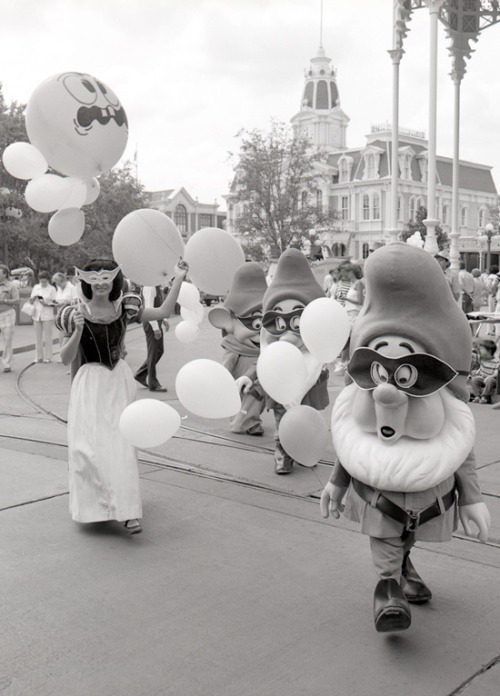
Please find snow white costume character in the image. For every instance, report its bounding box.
[57,258,187,534]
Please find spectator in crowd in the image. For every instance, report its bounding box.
[434,254,460,301]
[471,268,488,311]
[134,285,169,392]
[458,260,474,314]
[469,338,499,404]
[30,270,57,363]
[53,271,77,306]
[0,264,20,373]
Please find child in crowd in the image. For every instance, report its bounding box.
[469,338,499,404]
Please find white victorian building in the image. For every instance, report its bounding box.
[226,44,499,269]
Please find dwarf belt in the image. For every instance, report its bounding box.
[352,478,456,540]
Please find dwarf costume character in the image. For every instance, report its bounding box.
[320,243,490,633]
[261,248,329,474]
[208,262,268,436]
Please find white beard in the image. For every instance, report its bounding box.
[331,384,476,492]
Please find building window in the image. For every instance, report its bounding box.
[332,243,346,257]
[339,158,349,183]
[402,155,411,180]
[442,204,449,225]
[372,193,380,220]
[397,195,403,221]
[316,189,323,210]
[409,197,416,221]
[460,206,468,227]
[316,80,328,109]
[478,209,486,228]
[362,194,370,220]
[199,214,212,228]
[362,243,370,259]
[365,154,376,179]
[174,204,188,234]
[341,196,349,220]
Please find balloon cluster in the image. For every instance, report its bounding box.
[1,72,129,246]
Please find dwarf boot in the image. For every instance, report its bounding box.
[401,552,432,604]
[274,442,293,474]
[373,579,412,633]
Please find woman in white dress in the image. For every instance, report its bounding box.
[58,258,187,534]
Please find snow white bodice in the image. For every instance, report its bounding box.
[56,293,143,371]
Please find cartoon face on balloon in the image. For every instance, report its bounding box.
[26,72,129,180]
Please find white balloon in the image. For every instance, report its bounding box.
[257,341,307,405]
[119,399,181,448]
[300,297,351,363]
[175,359,241,418]
[84,177,100,205]
[112,208,185,286]
[25,173,67,212]
[177,282,201,310]
[48,208,85,246]
[184,227,245,295]
[180,303,204,325]
[57,177,88,210]
[175,321,200,343]
[2,141,48,180]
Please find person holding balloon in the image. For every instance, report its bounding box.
[57,257,187,535]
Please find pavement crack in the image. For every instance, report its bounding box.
[448,653,500,694]
[0,491,68,512]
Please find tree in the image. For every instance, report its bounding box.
[228,120,339,261]
[400,206,449,251]
[0,83,148,274]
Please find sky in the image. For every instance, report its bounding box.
[2,0,500,211]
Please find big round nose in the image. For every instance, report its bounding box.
[373,383,407,408]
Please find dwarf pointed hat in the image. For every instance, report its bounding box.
[350,242,472,400]
[262,248,324,312]
[223,262,267,315]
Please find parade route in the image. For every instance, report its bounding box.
[1,316,499,696]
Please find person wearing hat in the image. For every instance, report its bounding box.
[260,248,328,474]
[434,252,460,302]
[208,262,268,436]
[320,243,490,633]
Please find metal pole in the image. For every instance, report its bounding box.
[388,49,403,243]
[423,0,442,254]
[449,75,461,273]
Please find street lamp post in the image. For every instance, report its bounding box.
[482,222,497,272]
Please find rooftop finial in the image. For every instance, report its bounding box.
[319,0,323,49]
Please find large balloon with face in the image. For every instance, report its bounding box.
[26,72,128,179]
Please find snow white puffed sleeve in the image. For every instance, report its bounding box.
[55,304,77,336]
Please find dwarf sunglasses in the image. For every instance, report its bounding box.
[347,347,464,398]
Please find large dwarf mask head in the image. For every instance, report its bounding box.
[208,262,267,348]
[331,243,476,492]
[261,248,324,350]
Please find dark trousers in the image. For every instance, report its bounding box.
[134,323,164,389]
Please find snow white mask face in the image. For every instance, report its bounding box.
[74,266,121,286]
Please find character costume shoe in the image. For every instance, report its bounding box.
[125,519,143,535]
[246,423,264,436]
[373,579,412,633]
[401,553,432,604]
[274,444,293,474]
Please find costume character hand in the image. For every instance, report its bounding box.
[320,482,347,519]
[459,501,490,542]
[153,329,162,339]
[174,258,189,278]
[73,311,85,333]
[235,375,252,393]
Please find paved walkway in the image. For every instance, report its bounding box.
[0,316,499,695]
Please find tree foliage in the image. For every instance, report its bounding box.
[228,121,339,260]
[400,205,449,251]
[0,83,148,275]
